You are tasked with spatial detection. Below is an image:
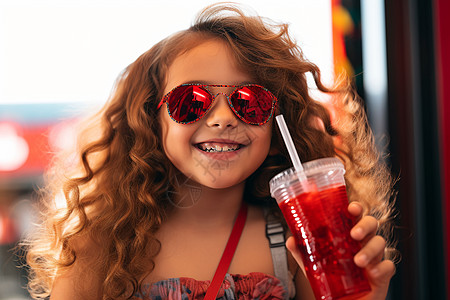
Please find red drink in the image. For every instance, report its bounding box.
[279,185,371,300]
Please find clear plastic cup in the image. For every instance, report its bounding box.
[270,157,371,300]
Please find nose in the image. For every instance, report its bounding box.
[204,93,239,128]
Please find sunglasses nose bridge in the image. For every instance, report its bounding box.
[210,92,231,108]
[204,93,239,128]
[209,92,232,111]
[212,91,229,99]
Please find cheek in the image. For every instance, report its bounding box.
[259,121,274,147]
[158,110,170,155]
[249,124,273,162]
[158,110,179,161]
[158,111,196,161]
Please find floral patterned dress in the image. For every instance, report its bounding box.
[132,272,288,300]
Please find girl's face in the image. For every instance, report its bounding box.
[158,39,273,189]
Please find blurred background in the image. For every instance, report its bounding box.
[0,0,448,299]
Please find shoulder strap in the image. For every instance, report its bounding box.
[264,207,290,293]
[204,202,248,300]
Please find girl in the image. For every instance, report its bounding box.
[25,3,397,300]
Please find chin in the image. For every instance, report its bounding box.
[195,175,246,190]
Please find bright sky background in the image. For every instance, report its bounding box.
[0,0,333,105]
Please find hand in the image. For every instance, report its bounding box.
[348,201,396,299]
[286,202,396,300]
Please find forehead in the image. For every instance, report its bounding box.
[164,39,252,93]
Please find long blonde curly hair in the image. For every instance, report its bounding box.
[24,3,397,299]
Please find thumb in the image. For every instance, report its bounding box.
[286,236,304,267]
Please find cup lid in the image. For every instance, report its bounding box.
[269,157,345,195]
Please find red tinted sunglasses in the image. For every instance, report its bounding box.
[157,84,277,125]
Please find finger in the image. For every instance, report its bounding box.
[362,260,396,299]
[348,201,363,218]
[354,235,386,268]
[285,236,306,270]
[366,259,396,285]
[350,215,379,242]
[286,236,300,259]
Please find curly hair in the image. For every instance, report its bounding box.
[24,3,397,299]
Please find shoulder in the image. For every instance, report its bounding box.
[50,234,104,300]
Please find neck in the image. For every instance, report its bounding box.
[168,176,246,227]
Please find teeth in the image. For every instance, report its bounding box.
[198,143,240,152]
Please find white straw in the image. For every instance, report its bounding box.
[275,115,303,173]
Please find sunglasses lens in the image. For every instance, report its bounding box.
[230,86,274,124]
[168,85,212,123]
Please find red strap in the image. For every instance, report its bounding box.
[203,202,248,300]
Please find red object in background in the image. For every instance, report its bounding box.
[0,123,54,178]
[434,0,450,297]
[0,119,78,179]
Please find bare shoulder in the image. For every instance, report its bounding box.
[50,234,104,300]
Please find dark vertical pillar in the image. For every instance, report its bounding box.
[434,0,450,298]
[384,0,446,299]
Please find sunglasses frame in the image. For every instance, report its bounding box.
[157,83,278,125]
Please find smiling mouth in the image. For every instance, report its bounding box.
[195,142,243,153]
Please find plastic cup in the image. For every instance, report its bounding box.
[269,157,371,300]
